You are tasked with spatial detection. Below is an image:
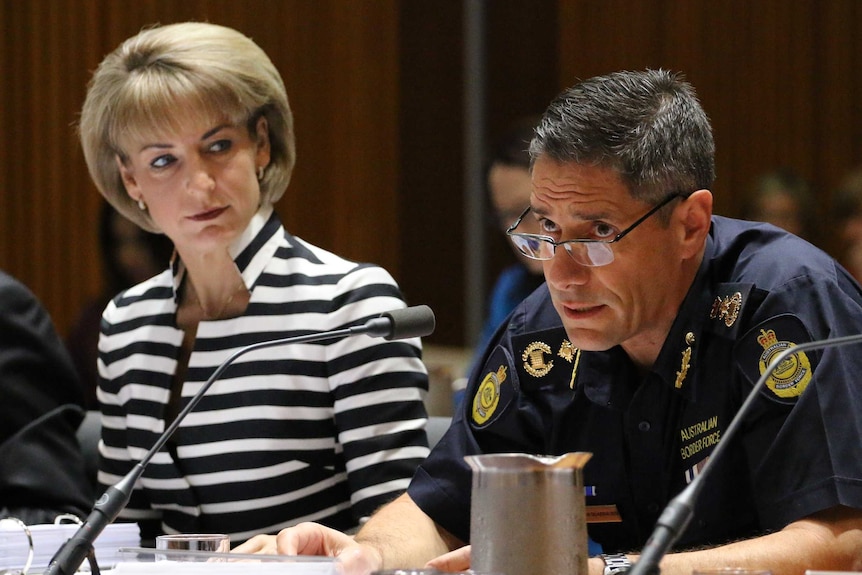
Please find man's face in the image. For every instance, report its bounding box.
[530,157,693,361]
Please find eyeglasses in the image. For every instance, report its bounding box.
[506,192,684,267]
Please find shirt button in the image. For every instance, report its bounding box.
[647,502,660,513]
[638,421,651,432]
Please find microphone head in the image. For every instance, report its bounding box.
[380,305,436,340]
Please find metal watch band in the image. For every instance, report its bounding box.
[600,553,632,575]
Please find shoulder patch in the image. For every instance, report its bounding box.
[470,346,516,428]
[736,314,817,402]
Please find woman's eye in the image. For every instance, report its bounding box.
[208,139,232,153]
[150,154,175,169]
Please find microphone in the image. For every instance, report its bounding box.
[628,332,862,575]
[43,305,435,575]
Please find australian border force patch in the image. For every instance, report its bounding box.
[471,346,516,428]
[736,314,817,402]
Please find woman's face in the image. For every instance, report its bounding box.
[117,113,270,258]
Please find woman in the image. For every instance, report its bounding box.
[78,22,429,544]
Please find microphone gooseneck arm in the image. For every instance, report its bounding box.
[42,305,435,575]
[628,332,862,575]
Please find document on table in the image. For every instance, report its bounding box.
[0,519,140,572]
[111,548,339,575]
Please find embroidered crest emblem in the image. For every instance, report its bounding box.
[709,291,743,327]
[757,328,812,398]
[472,365,507,425]
[522,341,553,377]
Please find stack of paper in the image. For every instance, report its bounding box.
[0,519,140,571]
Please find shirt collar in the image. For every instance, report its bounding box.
[170,204,284,302]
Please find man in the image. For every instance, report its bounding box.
[237,70,862,575]
[0,270,94,523]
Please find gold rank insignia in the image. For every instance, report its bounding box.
[675,332,695,389]
[558,340,583,389]
[522,341,554,377]
[558,339,575,362]
[472,365,507,425]
[710,291,743,327]
[757,328,812,398]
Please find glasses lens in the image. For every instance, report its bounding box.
[584,242,615,266]
[510,234,552,260]
[562,241,615,267]
[510,235,616,266]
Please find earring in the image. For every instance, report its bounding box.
[137,197,146,211]
[257,166,265,181]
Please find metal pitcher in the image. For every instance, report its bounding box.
[465,452,592,575]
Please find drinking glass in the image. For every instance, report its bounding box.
[155,533,230,561]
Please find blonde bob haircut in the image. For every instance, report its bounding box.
[79,22,295,233]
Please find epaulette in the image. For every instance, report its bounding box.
[512,327,577,392]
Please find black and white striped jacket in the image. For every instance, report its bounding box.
[96,205,429,542]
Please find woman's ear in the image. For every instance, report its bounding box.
[254,116,271,168]
[115,155,141,201]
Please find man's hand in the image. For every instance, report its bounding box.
[233,522,383,575]
[232,494,453,574]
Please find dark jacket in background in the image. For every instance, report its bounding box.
[0,270,93,524]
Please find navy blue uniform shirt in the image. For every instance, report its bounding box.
[408,216,862,553]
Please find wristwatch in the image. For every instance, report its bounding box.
[600,553,632,575]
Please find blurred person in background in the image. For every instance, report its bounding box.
[463,118,545,383]
[832,166,862,282]
[742,168,817,242]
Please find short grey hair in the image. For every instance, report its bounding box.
[530,69,715,207]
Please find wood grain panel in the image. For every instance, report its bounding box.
[396,0,558,346]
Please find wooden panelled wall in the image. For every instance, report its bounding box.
[2,1,862,348]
